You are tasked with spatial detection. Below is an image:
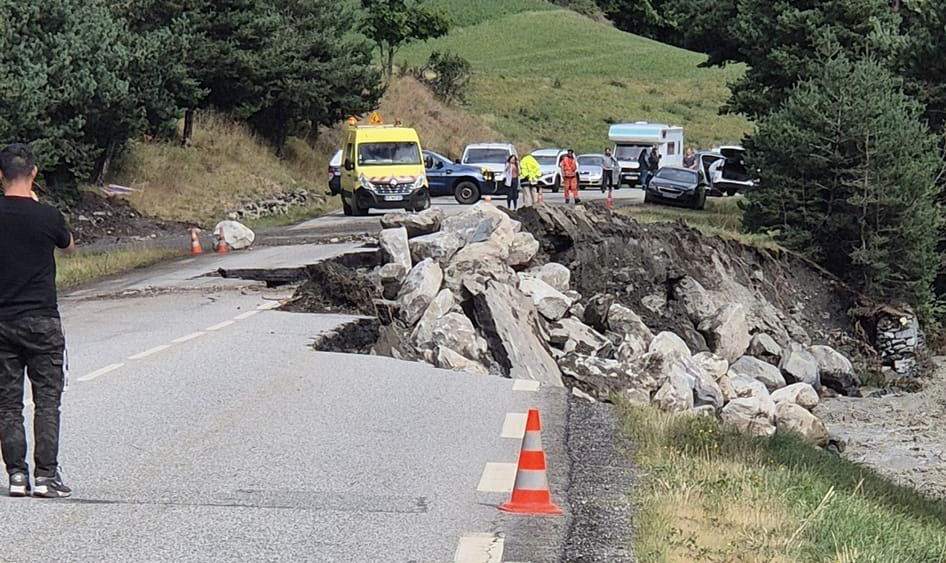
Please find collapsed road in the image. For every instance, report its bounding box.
[1,199,639,563]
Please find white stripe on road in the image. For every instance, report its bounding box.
[256,301,282,311]
[78,363,125,382]
[454,533,505,563]
[477,462,518,493]
[129,345,171,361]
[206,320,235,331]
[172,332,205,344]
[234,310,260,321]
[511,379,540,392]
[500,413,528,439]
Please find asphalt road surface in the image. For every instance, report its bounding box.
[1,242,574,562]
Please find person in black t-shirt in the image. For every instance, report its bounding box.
[0,143,75,498]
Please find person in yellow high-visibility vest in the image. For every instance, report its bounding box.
[519,153,542,207]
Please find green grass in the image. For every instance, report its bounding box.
[399,8,751,153]
[624,404,946,563]
[422,0,555,27]
[57,247,185,289]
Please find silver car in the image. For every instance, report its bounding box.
[577,154,605,189]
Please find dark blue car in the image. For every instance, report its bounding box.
[423,150,499,204]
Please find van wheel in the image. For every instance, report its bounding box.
[412,195,431,212]
[454,181,480,205]
[343,199,353,216]
[351,198,368,216]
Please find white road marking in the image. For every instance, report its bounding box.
[206,320,235,331]
[172,332,205,344]
[234,310,260,321]
[477,462,518,493]
[501,413,528,439]
[179,258,196,264]
[454,533,505,563]
[129,345,171,361]
[78,363,125,382]
[256,301,282,311]
[512,379,540,392]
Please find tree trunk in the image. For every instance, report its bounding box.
[305,123,320,147]
[94,138,117,187]
[387,47,396,82]
[182,108,196,147]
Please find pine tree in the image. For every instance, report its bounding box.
[744,55,942,315]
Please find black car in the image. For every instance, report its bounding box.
[644,166,707,209]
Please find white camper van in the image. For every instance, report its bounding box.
[608,122,684,186]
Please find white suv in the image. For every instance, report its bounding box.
[461,142,517,185]
[529,148,568,192]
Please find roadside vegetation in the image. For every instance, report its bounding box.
[56,248,185,289]
[623,404,946,563]
[400,6,751,153]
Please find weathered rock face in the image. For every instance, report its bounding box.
[779,342,821,390]
[525,262,571,293]
[749,333,782,365]
[409,230,466,267]
[728,355,786,391]
[443,241,517,297]
[808,345,860,396]
[775,402,828,446]
[607,303,654,344]
[508,232,540,269]
[435,346,489,376]
[583,294,615,333]
[472,281,563,386]
[519,278,572,321]
[559,354,632,401]
[673,276,717,323]
[412,289,456,347]
[771,382,820,410]
[648,331,691,359]
[721,397,776,437]
[379,227,412,281]
[441,201,518,244]
[397,259,443,325]
[654,368,695,413]
[698,303,751,363]
[692,352,729,379]
[682,356,725,409]
[555,317,612,356]
[381,208,444,238]
[729,375,776,417]
[430,312,486,362]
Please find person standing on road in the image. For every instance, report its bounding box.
[648,146,661,180]
[638,148,650,188]
[0,144,75,499]
[519,153,541,207]
[560,149,580,204]
[601,148,619,195]
[503,154,521,210]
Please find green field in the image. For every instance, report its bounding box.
[422,0,555,27]
[402,6,751,153]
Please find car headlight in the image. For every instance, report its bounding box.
[359,175,374,191]
[411,175,426,190]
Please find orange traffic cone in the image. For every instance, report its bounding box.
[189,228,203,255]
[499,408,563,516]
[215,226,230,254]
[537,189,545,205]
[605,191,614,209]
[483,195,493,205]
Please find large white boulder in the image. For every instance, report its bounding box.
[653,368,694,413]
[728,355,786,391]
[698,303,751,363]
[213,220,256,250]
[779,342,821,390]
[673,276,717,323]
[519,278,573,321]
[443,241,517,297]
[692,352,729,379]
[524,262,571,293]
[721,397,777,437]
[430,312,486,361]
[748,333,782,365]
[607,303,654,342]
[680,356,725,409]
[409,230,466,267]
[771,382,820,410]
[397,259,443,325]
[379,227,412,280]
[775,402,828,446]
[648,331,692,359]
[435,346,490,376]
[412,289,456,347]
[507,232,540,269]
[729,375,776,418]
[808,345,860,396]
[441,201,518,243]
[381,208,444,238]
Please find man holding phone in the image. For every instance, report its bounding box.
[0,143,75,498]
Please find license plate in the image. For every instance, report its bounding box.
[384,195,403,202]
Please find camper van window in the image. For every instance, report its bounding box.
[614,145,651,160]
[667,143,676,156]
[358,142,421,166]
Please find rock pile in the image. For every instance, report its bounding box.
[365,203,862,445]
[874,311,923,378]
[228,190,316,221]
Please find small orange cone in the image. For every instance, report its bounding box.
[189,228,203,255]
[499,408,563,516]
[605,191,614,209]
[484,195,493,205]
[215,226,230,254]
[537,189,545,205]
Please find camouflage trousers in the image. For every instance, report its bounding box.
[0,316,65,478]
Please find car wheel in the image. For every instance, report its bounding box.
[454,181,480,205]
[342,199,353,216]
[726,188,738,197]
[552,176,561,193]
[643,191,653,204]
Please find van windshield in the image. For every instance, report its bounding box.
[614,145,651,161]
[358,142,421,166]
[464,149,511,164]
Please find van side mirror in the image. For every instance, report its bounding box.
[424,156,434,169]
[344,158,354,171]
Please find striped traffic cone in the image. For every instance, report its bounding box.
[605,191,614,209]
[215,226,230,254]
[189,228,203,255]
[499,408,563,516]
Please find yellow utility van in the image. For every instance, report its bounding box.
[340,125,430,216]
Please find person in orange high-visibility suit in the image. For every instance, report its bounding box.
[560,149,580,204]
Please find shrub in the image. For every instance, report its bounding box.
[421,51,472,104]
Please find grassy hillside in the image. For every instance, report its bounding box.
[423,0,555,27]
[401,7,751,153]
